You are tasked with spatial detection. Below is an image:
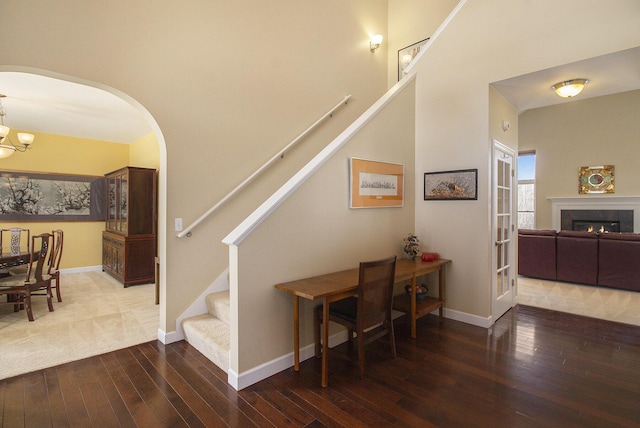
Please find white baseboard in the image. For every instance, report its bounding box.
[444,307,493,328]
[60,265,102,274]
[228,329,349,391]
[228,309,491,390]
[158,328,182,345]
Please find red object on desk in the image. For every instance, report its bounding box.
[421,252,439,262]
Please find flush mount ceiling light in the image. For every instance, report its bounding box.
[370,34,383,52]
[0,94,35,159]
[551,78,589,98]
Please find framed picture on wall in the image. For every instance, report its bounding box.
[398,38,429,80]
[579,165,614,194]
[424,168,478,201]
[350,158,404,208]
[0,170,105,221]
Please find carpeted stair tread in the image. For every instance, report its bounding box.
[182,313,230,373]
[206,291,230,325]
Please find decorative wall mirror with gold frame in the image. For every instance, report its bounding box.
[578,165,614,194]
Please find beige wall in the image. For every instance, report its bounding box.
[410,0,640,320]
[387,0,459,88]
[0,0,390,335]
[234,83,415,373]
[0,131,129,268]
[519,90,640,229]
[2,0,640,383]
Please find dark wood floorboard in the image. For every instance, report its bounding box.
[1,305,639,427]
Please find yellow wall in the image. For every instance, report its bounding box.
[0,131,129,268]
[129,132,160,171]
[519,90,640,229]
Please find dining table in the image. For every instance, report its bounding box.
[275,257,451,387]
[0,251,34,272]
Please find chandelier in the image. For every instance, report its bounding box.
[0,94,35,159]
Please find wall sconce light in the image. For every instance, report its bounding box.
[551,78,588,98]
[370,34,383,52]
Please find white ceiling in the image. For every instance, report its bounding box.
[492,46,640,113]
[0,72,151,144]
[0,46,638,144]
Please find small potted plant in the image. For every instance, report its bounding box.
[403,233,421,260]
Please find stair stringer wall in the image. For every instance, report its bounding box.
[224,74,417,390]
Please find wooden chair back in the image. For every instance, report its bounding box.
[26,233,54,283]
[0,228,30,255]
[357,256,397,332]
[49,229,64,273]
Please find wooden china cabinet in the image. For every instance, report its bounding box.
[102,166,157,287]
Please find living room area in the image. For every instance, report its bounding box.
[503,50,640,326]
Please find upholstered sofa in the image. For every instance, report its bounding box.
[597,232,640,291]
[518,229,640,292]
[517,229,557,280]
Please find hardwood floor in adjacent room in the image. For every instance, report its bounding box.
[2,305,639,427]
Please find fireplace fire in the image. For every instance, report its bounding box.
[561,210,633,233]
[572,220,620,233]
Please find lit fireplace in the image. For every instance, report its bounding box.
[572,220,620,233]
[550,196,640,234]
[562,210,631,233]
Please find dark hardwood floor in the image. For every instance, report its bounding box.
[2,305,639,427]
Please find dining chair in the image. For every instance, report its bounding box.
[314,255,397,378]
[0,228,30,273]
[0,228,30,255]
[49,229,64,302]
[0,233,54,321]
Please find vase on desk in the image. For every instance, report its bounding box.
[403,233,421,260]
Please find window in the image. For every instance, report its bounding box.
[517,152,536,229]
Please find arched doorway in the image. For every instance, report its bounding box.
[0,67,168,376]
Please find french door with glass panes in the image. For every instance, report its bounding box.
[492,140,516,321]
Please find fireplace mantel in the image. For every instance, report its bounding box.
[549,196,640,232]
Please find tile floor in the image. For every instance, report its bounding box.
[517,276,640,327]
[0,270,158,380]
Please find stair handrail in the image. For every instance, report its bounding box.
[177,94,351,238]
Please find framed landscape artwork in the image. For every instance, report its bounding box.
[350,158,404,208]
[0,170,105,221]
[424,168,478,201]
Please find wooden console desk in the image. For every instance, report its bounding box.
[275,258,450,387]
[393,258,451,338]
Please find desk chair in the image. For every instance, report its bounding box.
[0,233,54,321]
[314,255,397,378]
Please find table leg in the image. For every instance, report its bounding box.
[438,267,444,323]
[293,296,300,371]
[410,276,417,339]
[322,296,329,387]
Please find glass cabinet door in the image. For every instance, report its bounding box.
[107,176,117,230]
[120,172,128,233]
